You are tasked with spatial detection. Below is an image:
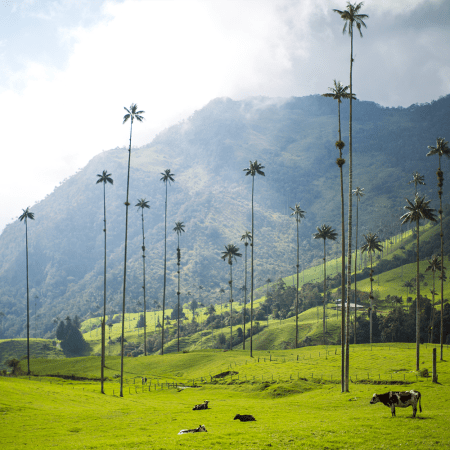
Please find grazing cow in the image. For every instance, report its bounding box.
[193,400,209,410]
[178,425,207,435]
[234,414,256,422]
[370,390,422,417]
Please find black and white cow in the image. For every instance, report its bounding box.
[193,400,209,410]
[178,425,207,435]
[234,414,256,422]
[370,390,422,417]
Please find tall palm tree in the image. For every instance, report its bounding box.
[19,207,34,375]
[160,169,175,355]
[322,79,354,391]
[425,255,444,344]
[352,186,364,343]
[313,224,338,345]
[401,195,437,371]
[290,204,306,348]
[243,160,265,357]
[173,221,185,352]
[120,103,144,397]
[334,0,368,393]
[427,137,450,360]
[240,231,252,349]
[96,170,113,393]
[409,171,426,196]
[135,198,150,355]
[361,233,382,344]
[221,243,242,351]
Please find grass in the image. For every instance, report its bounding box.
[2,344,450,449]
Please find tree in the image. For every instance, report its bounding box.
[361,232,382,344]
[352,186,364,343]
[221,243,242,351]
[243,160,265,357]
[173,221,185,352]
[19,207,35,375]
[313,224,338,345]
[409,171,425,196]
[401,195,437,370]
[240,231,252,349]
[290,204,306,348]
[425,255,445,344]
[96,170,113,393]
[427,137,450,360]
[403,280,413,296]
[334,0,368,393]
[160,169,175,355]
[135,198,150,356]
[120,103,144,397]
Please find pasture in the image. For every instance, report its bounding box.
[1,343,450,449]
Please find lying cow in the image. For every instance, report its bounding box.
[234,414,256,422]
[193,400,209,410]
[370,390,422,417]
[178,425,207,435]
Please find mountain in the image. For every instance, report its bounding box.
[1,94,450,338]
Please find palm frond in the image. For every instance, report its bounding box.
[313,224,337,241]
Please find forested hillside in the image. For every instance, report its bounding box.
[1,94,450,338]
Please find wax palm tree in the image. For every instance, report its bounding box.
[243,160,265,357]
[361,232,382,344]
[313,224,338,345]
[19,207,34,375]
[96,170,113,393]
[401,195,437,370]
[290,204,306,348]
[173,221,185,352]
[334,0,368,393]
[240,231,252,349]
[322,79,354,391]
[425,255,445,344]
[120,103,144,397]
[427,137,450,360]
[221,243,242,351]
[409,171,425,196]
[135,198,150,355]
[352,186,364,343]
[160,169,175,355]
[403,280,413,296]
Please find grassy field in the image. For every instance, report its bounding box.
[1,344,450,449]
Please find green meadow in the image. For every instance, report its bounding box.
[2,344,450,449]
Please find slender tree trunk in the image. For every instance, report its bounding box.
[162,182,168,355]
[354,197,359,344]
[370,253,373,344]
[416,219,420,371]
[25,219,30,375]
[250,177,254,357]
[323,240,326,345]
[101,181,106,393]
[230,262,233,351]
[141,208,147,356]
[177,234,181,353]
[438,157,444,360]
[120,119,133,398]
[243,242,248,350]
[430,272,435,344]
[296,220,299,348]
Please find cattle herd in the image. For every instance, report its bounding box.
[178,390,423,435]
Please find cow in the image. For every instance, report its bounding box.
[234,414,256,422]
[178,425,207,435]
[193,400,209,410]
[370,390,422,417]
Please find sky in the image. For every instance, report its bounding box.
[1,0,450,232]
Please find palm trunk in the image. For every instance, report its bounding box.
[162,182,167,355]
[250,176,254,357]
[25,218,30,376]
[438,157,444,360]
[296,220,300,348]
[370,253,373,344]
[230,262,233,351]
[120,119,133,397]
[101,181,106,393]
[243,242,248,350]
[141,209,147,356]
[323,240,326,345]
[345,23,354,394]
[177,235,181,352]
[354,197,359,344]
[430,272,435,344]
[416,218,420,371]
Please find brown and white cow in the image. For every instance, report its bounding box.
[234,414,256,422]
[193,400,209,410]
[178,425,207,435]
[370,390,422,417]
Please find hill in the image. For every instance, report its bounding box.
[1,94,450,338]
